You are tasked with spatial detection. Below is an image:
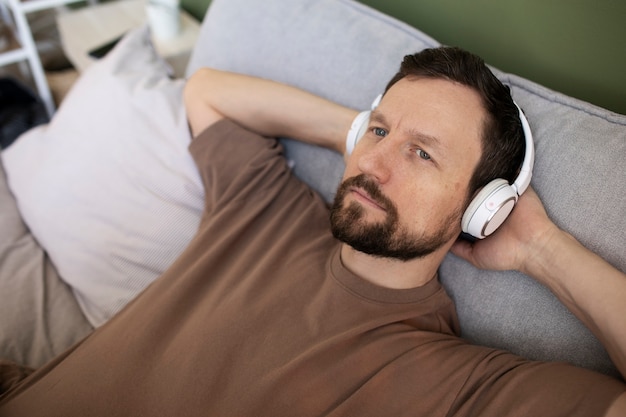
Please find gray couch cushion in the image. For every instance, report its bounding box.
[187,0,625,376]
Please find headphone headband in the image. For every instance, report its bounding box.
[511,103,534,196]
[460,101,535,238]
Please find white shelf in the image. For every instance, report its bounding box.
[18,0,87,13]
[0,0,82,116]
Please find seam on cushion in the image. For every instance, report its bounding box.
[499,72,626,127]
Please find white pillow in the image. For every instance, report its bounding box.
[1,26,204,327]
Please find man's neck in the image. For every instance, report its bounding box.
[339,243,450,289]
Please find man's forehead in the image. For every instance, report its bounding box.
[376,78,485,168]
[379,79,485,131]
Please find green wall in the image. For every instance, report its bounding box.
[181,0,626,115]
[180,0,209,25]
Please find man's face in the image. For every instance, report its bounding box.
[331,77,485,261]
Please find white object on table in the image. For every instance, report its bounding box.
[146,0,180,40]
[56,0,199,77]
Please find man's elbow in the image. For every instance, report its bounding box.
[184,68,225,138]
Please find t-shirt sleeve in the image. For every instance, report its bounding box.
[449,348,624,417]
[188,119,290,213]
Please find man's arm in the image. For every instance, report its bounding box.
[451,188,626,413]
[183,68,357,153]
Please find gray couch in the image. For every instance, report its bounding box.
[1,0,624,379]
[187,0,626,377]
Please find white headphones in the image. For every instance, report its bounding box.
[345,94,535,239]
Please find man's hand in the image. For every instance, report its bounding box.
[453,186,626,381]
[450,187,557,274]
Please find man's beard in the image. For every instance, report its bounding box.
[330,174,461,262]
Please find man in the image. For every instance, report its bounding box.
[1,46,625,416]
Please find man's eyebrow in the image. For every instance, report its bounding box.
[408,128,445,152]
[369,109,386,124]
[370,109,445,151]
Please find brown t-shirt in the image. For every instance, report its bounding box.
[1,120,623,416]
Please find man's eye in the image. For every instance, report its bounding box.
[373,127,387,137]
[417,149,431,161]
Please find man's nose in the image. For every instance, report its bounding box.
[356,138,396,184]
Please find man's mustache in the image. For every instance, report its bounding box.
[340,174,395,213]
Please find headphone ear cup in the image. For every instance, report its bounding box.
[461,179,518,239]
[346,95,382,155]
[345,110,371,155]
